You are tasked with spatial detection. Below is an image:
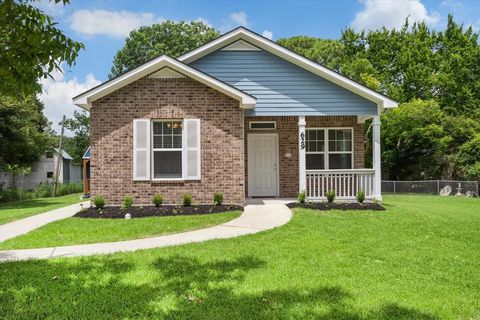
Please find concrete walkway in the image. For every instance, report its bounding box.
[0,199,292,263]
[0,201,90,243]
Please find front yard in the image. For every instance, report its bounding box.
[0,193,84,225]
[0,195,479,319]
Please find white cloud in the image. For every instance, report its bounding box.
[39,68,101,134]
[220,11,250,33]
[69,9,163,38]
[33,0,65,17]
[194,17,212,28]
[351,0,440,31]
[262,30,273,40]
[230,11,248,26]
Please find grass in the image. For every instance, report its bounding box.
[0,211,242,249]
[0,193,84,225]
[0,195,479,319]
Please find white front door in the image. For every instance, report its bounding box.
[248,134,278,197]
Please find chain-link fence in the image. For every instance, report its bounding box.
[382,180,479,197]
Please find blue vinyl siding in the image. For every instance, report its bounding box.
[190,49,378,116]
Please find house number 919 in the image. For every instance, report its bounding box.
[300,132,305,150]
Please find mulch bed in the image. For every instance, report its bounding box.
[74,204,243,219]
[287,202,385,211]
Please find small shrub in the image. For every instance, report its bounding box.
[33,182,53,198]
[213,192,223,205]
[56,182,83,196]
[326,190,335,203]
[93,195,106,209]
[297,190,306,204]
[0,187,35,203]
[183,193,192,207]
[356,190,365,204]
[153,194,163,207]
[121,195,133,209]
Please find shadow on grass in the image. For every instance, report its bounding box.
[0,198,70,211]
[0,254,438,319]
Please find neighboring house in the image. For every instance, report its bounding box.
[73,27,398,205]
[0,149,82,190]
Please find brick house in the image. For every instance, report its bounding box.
[73,27,397,205]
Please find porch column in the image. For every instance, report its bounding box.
[372,115,382,202]
[298,116,306,193]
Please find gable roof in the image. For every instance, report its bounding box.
[54,148,73,160]
[73,55,256,110]
[178,27,398,111]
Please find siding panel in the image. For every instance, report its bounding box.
[191,50,378,116]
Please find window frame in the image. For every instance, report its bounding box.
[249,121,276,130]
[305,127,354,170]
[151,119,184,181]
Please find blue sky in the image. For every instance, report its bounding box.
[36,0,480,132]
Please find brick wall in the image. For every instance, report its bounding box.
[245,116,364,197]
[90,77,245,205]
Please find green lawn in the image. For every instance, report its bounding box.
[0,211,242,249]
[0,195,479,319]
[0,193,84,225]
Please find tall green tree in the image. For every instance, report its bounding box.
[0,96,53,184]
[436,16,480,118]
[110,21,219,78]
[0,0,83,97]
[62,110,90,164]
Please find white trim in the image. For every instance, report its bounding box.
[298,116,306,193]
[247,133,279,197]
[151,120,183,181]
[148,67,185,79]
[249,121,276,130]
[73,55,256,110]
[178,28,398,112]
[372,116,382,202]
[305,127,354,170]
[221,40,261,51]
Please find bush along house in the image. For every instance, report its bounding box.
[73,27,398,205]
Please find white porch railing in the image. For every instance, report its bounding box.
[306,169,375,200]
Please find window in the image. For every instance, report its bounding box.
[249,121,276,130]
[47,172,54,178]
[152,121,183,179]
[305,128,353,170]
[46,151,53,158]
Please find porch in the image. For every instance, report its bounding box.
[299,115,382,202]
[245,115,382,202]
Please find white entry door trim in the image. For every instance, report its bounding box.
[247,134,279,197]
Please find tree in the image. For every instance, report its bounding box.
[277,36,381,90]
[0,0,84,97]
[0,96,53,184]
[455,134,480,180]
[381,100,447,180]
[277,36,346,72]
[110,21,219,78]
[62,110,90,164]
[436,16,480,118]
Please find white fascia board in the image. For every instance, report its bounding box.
[178,28,398,110]
[72,55,256,110]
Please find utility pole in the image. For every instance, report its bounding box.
[53,115,66,197]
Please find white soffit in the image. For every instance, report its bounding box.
[178,27,398,111]
[221,40,261,51]
[148,67,185,78]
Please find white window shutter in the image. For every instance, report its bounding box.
[183,119,201,180]
[133,119,151,181]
